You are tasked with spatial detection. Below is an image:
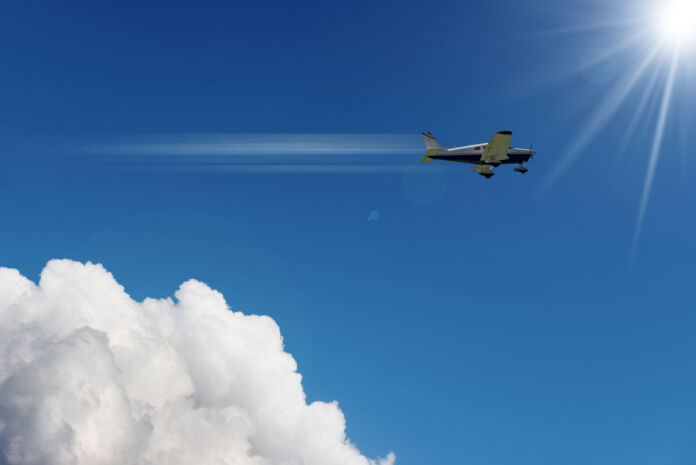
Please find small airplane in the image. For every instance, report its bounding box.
[421,131,535,178]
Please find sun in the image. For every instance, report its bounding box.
[657,0,696,45]
[540,0,696,252]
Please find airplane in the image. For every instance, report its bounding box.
[421,131,535,179]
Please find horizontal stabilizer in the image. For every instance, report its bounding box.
[421,148,439,163]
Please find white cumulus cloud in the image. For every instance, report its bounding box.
[0,260,395,465]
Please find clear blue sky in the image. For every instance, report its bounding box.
[1,0,695,464]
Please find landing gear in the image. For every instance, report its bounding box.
[473,164,495,179]
[514,165,528,174]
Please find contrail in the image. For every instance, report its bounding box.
[178,164,434,174]
[87,134,422,157]
[80,133,425,174]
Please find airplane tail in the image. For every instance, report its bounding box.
[421,132,442,163]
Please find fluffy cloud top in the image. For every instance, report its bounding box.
[0,260,395,465]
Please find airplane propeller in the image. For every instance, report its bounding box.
[530,144,534,162]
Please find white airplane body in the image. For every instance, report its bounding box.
[421,131,535,178]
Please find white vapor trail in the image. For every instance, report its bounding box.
[82,134,424,174]
[179,164,433,175]
[89,134,422,157]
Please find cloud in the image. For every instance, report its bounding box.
[0,260,395,465]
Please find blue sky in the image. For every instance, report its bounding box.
[1,0,696,464]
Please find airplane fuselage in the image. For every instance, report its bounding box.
[421,131,535,178]
[428,145,533,166]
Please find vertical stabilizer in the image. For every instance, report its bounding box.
[421,132,442,163]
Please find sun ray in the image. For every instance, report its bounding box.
[617,61,664,155]
[632,48,681,254]
[530,32,648,88]
[537,44,662,197]
[533,18,641,37]
[579,32,646,70]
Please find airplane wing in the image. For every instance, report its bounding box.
[482,131,511,163]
